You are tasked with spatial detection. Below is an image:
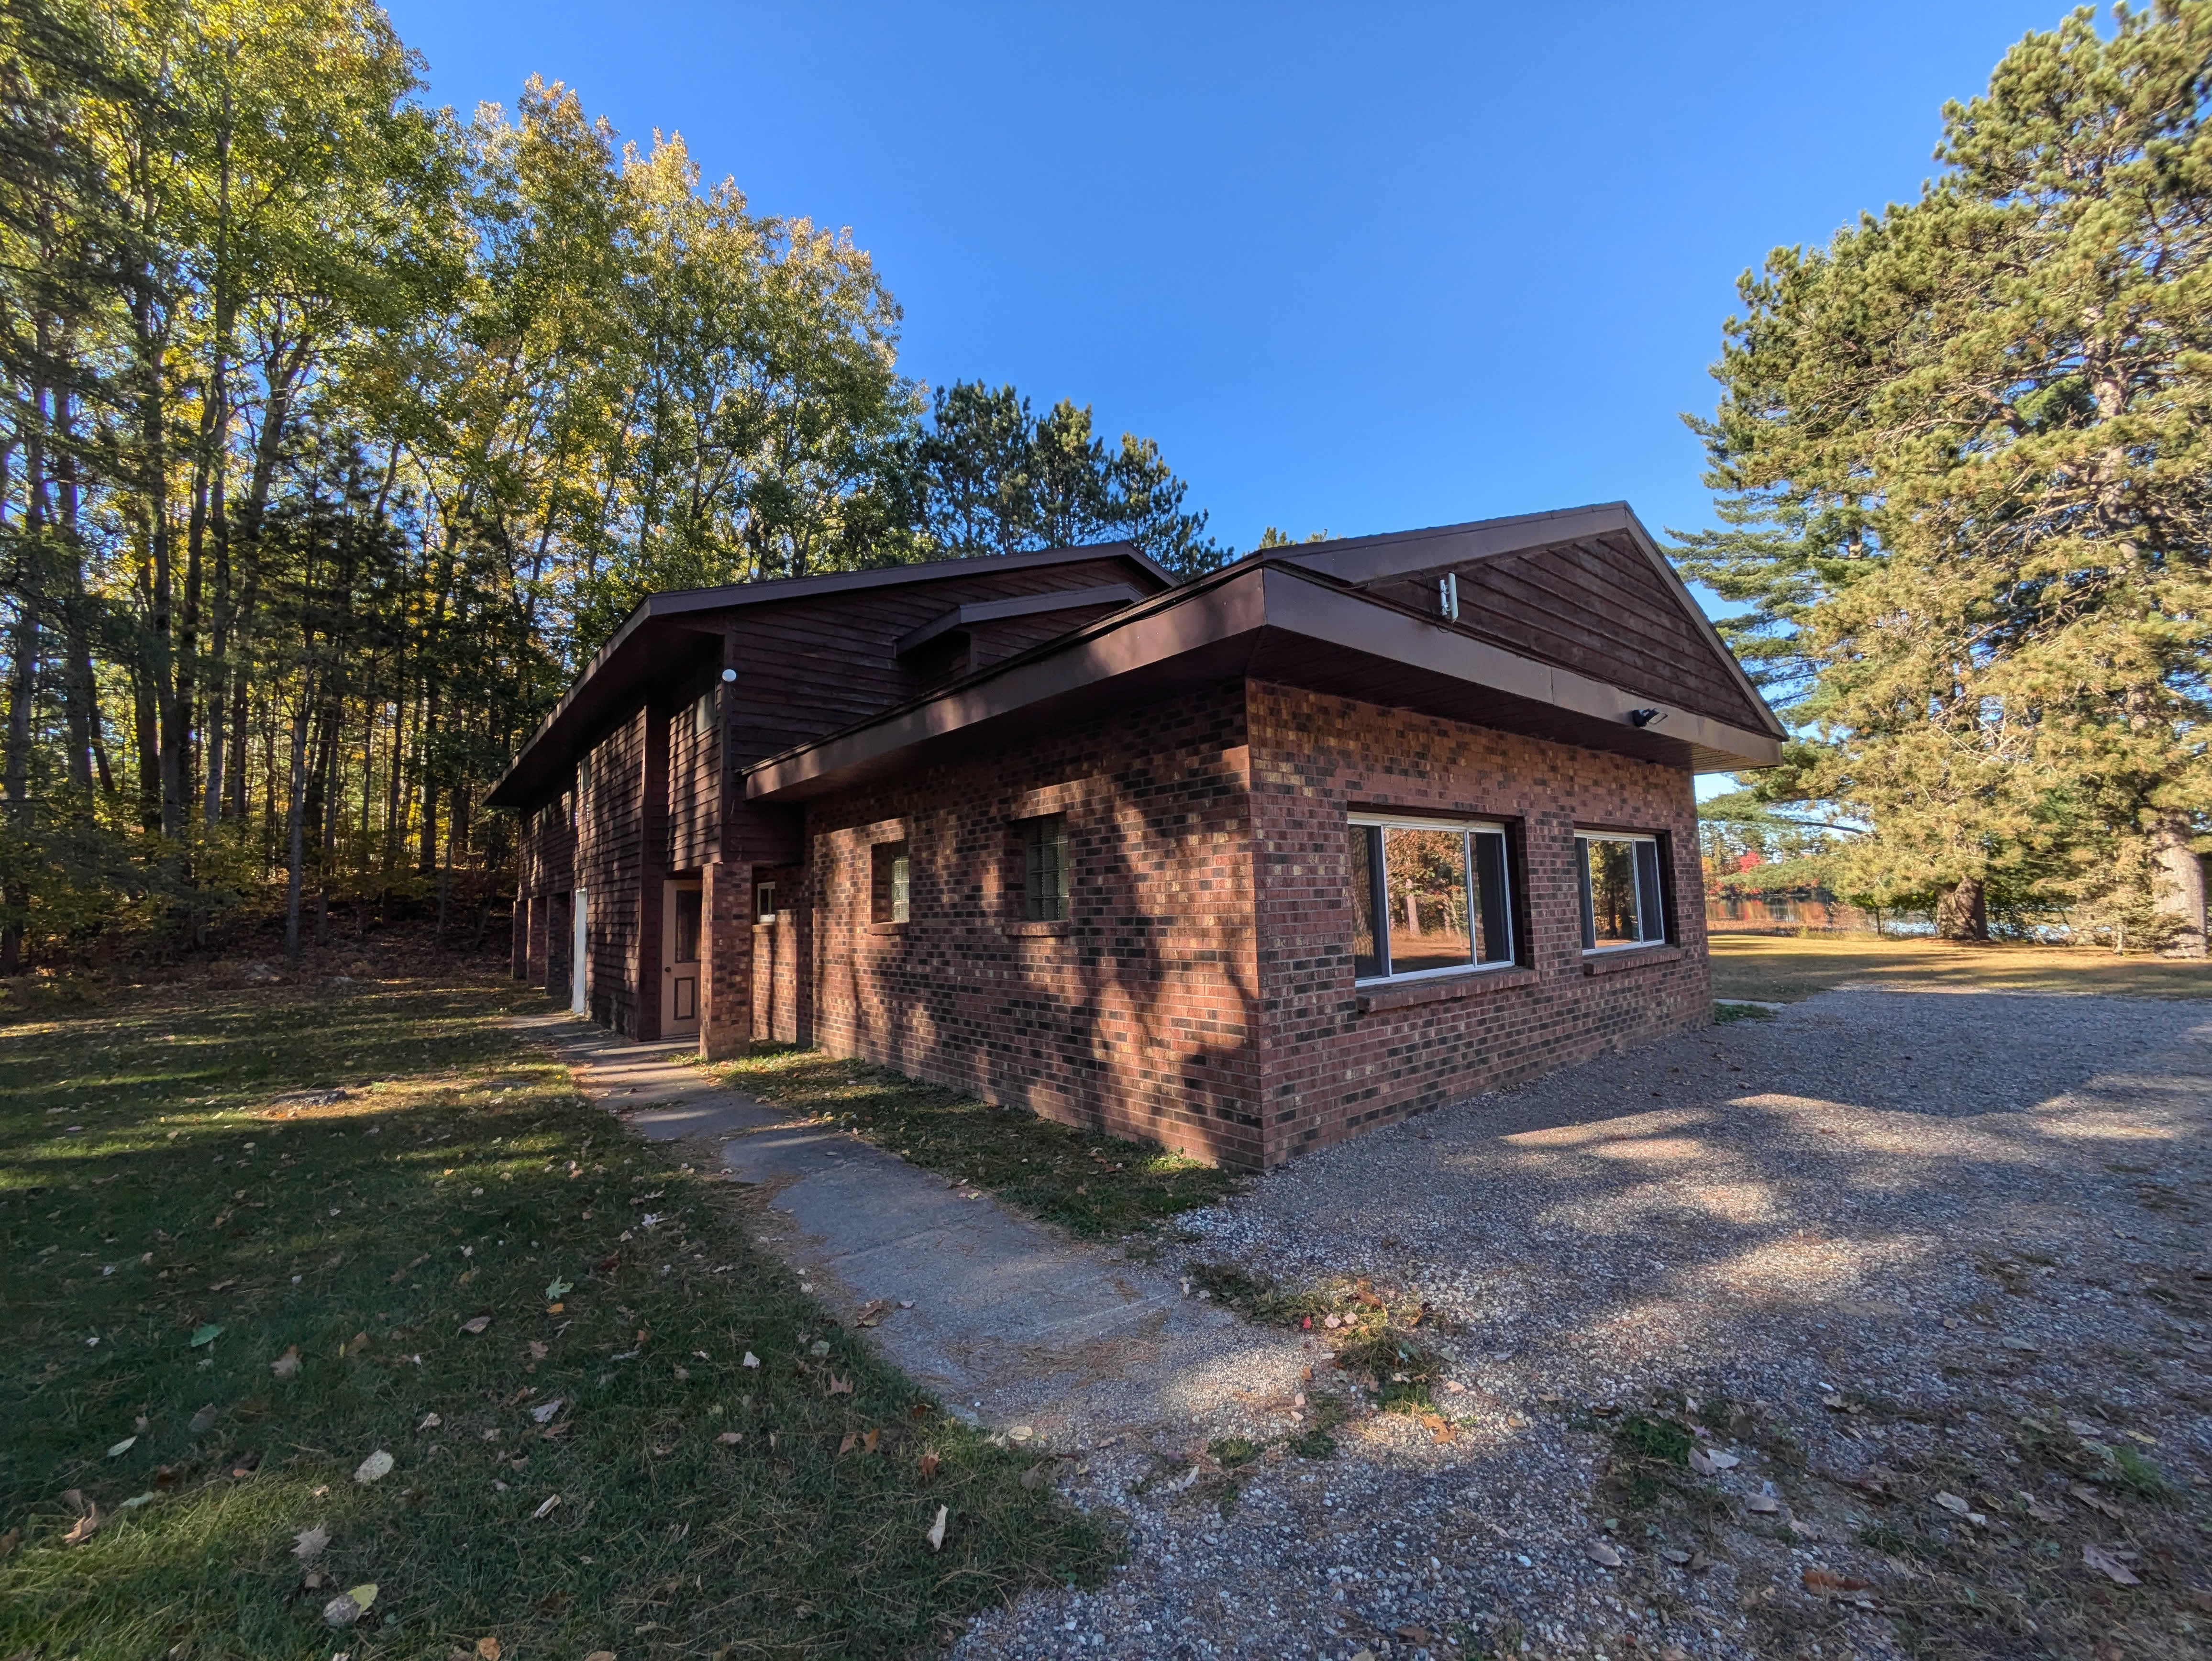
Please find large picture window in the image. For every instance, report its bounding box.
[1578,831,1667,951]
[1348,814,1514,982]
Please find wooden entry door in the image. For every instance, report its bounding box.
[662,880,703,1037]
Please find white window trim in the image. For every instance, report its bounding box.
[1349,812,1517,985]
[1577,830,1666,953]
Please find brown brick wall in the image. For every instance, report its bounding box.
[803,680,1263,1167]
[1246,681,1710,1166]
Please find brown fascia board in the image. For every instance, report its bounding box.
[743,561,1783,801]
[484,543,1172,808]
[1266,501,1788,742]
[894,582,1145,657]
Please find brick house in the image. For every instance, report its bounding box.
[490,503,1782,1170]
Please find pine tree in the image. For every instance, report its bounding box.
[1679,1,2212,951]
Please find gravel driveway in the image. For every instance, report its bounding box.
[955,988,2212,1661]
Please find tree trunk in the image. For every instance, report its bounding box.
[1936,876,1987,941]
[282,685,313,961]
[2150,816,2206,959]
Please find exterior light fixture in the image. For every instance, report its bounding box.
[1627,708,1665,728]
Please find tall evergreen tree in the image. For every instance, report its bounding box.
[1679,1,2212,951]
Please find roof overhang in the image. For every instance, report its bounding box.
[744,562,1782,803]
[485,543,1171,808]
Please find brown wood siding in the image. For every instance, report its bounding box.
[668,671,720,873]
[578,708,647,1034]
[1365,534,1770,731]
[966,601,1132,670]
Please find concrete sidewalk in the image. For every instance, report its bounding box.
[510,1012,1312,1453]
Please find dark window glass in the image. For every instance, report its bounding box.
[1471,829,1512,964]
[1635,840,1666,943]
[1349,824,1382,978]
[1019,815,1068,921]
[672,887,701,963]
[754,881,777,922]
[872,841,911,924]
[1382,826,1471,974]
[1577,839,1597,949]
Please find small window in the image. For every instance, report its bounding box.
[1348,814,1514,981]
[562,790,574,829]
[672,886,702,963]
[694,667,717,739]
[1017,814,1069,922]
[1577,832,1667,951]
[754,881,777,922]
[871,841,910,924]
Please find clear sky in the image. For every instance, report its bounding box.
[383,0,2064,558]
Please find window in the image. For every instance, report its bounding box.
[672,886,702,963]
[754,881,777,922]
[693,666,718,739]
[1348,814,1514,981]
[1577,832,1667,951]
[1017,814,1069,921]
[871,841,910,924]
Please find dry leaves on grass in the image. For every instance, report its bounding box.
[926,1505,948,1552]
[293,1526,330,1561]
[476,1637,502,1660]
[1803,1568,1874,1598]
[1585,1540,1623,1567]
[917,1451,940,1483]
[59,1490,101,1545]
[353,1450,394,1484]
[2082,1544,2141,1586]
[321,1583,377,1627]
[1688,1447,1738,1475]
[459,1315,491,1335]
[271,1345,300,1377]
[532,1494,562,1519]
[826,1374,852,1396]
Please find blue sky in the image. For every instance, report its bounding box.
[385,0,2062,555]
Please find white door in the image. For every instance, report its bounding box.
[570,889,587,1014]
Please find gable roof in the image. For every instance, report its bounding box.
[745,507,1785,803]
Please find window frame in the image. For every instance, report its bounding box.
[1576,830,1668,952]
[1015,813,1070,923]
[871,840,911,925]
[754,880,778,922]
[1347,811,1517,985]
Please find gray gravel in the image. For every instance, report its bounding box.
[954,988,2212,1661]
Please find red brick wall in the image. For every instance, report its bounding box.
[803,680,1263,1166]
[1246,681,1710,1166]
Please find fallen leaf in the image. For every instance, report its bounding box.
[322,1583,377,1628]
[925,1504,948,1552]
[583,1653,615,1661]
[741,1351,759,1369]
[353,1450,395,1484]
[189,1324,223,1348]
[60,1491,102,1545]
[1660,1547,1692,1565]
[459,1316,491,1335]
[854,1299,892,1329]
[2070,1483,2123,1519]
[294,1526,330,1561]
[827,1374,852,1396]
[476,1637,502,1661]
[532,1493,562,1519]
[862,1428,880,1454]
[529,1398,564,1424]
[544,1277,573,1302]
[271,1346,300,1378]
[528,1341,548,1361]
[419,1412,442,1430]
[918,1451,940,1483]
[2083,1543,2140,1586]
[2025,1496,2063,1523]
[1395,1628,1432,1647]
[1934,1491,1971,1516]
[344,1331,370,1356]
[188,1404,218,1434]
[716,1431,742,1445]
[1803,1568,1873,1596]
[0,1528,18,1558]
[231,1452,261,1478]
[1688,1446,1739,1475]
[107,1436,137,1458]
[540,1421,571,1439]
[1586,1539,1623,1567]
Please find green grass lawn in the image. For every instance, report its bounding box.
[1710,932,2212,1003]
[0,968,1110,1661]
[711,1048,1236,1239]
